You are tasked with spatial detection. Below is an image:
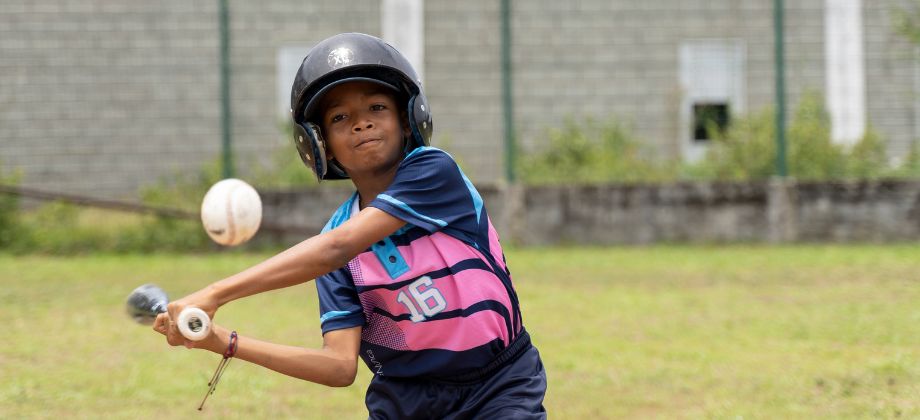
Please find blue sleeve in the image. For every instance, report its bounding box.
[369,147,484,242]
[315,267,365,334]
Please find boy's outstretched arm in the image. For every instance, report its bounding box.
[154,318,363,387]
[163,207,404,345]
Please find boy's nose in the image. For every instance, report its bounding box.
[353,121,374,132]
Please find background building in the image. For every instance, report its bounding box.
[1,0,916,198]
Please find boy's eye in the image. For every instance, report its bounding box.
[330,114,346,123]
[370,104,386,111]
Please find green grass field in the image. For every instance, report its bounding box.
[2,245,919,419]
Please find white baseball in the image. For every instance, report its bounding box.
[200,178,262,246]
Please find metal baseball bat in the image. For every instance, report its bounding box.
[127,284,211,341]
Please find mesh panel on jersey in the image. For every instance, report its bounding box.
[349,258,410,350]
[363,311,409,350]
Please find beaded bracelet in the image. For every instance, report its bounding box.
[198,331,238,410]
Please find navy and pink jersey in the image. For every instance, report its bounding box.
[315,147,524,379]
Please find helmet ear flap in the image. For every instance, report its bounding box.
[293,122,328,181]
[407,95,432,149]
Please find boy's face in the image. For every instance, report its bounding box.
[318,81,408,179]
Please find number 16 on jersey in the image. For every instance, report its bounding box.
[396,276,447,322]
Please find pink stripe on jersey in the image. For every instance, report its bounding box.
[411,311,510,350]
[355,231,496,286]
[349,221,518,355]
[365,309,509,351]
[358,270,513,320]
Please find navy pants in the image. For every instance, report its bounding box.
[365,345,547,419]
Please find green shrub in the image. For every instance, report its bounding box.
[2,126,316,254]
[140,158,224,212]
[885,145,920,179]
[786,93,848,180]
[7,202,217,255]
[3,159,233,255]
[680,107,777,181]
[250,122,319,189]
[14,202,108,254]
[521,93,900,184]
[0,166,22,249]
[117,216,211,253]
[518,116,676,184]
[687,92,890,181]
[846,126,889,179]
[894,2,920,44]
[131,158,255,253]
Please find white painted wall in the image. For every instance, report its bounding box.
[825,0,866,146]
[277,46,312,119]
[382,0,425,85]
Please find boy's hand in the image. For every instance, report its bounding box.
[167,285,219,325]
[152,286,221,347]
[153,312,227,353]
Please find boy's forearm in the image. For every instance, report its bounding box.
[207,208,402,306]
[209,233,350,306]
[207,326,359,387]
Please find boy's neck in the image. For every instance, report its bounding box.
[351,166,399,209]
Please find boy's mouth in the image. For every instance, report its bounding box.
[355,138,381,149]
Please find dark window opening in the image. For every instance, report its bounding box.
[693,103,730,142]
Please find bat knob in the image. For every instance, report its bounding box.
[177,307,211,341]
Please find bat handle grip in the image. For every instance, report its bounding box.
[177,307,211,341]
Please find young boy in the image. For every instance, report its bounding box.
[154,32,547,419]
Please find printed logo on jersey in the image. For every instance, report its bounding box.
[366,349,384,376]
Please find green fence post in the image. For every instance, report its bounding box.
[219,0,233,179]
[774,0,788,178]
[501,0,515,183]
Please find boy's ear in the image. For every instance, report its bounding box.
[400,110,411,138]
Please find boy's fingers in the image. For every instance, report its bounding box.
[166,321,184,346]
[166,301,179,329]
[153,312,186,346]
[153,313,169,335]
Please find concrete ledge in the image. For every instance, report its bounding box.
[259,179,920,245]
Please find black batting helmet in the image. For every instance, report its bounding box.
[290,33,433,181]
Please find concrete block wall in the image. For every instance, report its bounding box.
[1,1,223,197]
[506,0,829,161]
[425,0,504,180]
[1,1,917,199]
[0,0,381,199]
[864,1,919,161]
[217,1,382,172]
[795,180,920,242]
[257,180,920,246]
[516,182,770,245]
